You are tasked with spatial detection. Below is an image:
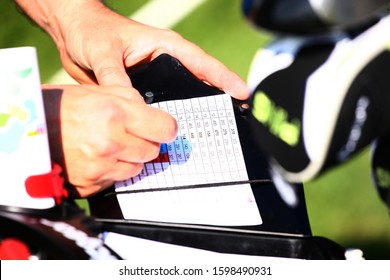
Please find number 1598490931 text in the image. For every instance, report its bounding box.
[212,266,272,276]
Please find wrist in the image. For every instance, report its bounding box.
[15,0,106,49]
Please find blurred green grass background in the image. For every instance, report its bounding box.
[2,0,390,259]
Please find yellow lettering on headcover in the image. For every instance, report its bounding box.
[376,167,390,189]
[252,91,301,146]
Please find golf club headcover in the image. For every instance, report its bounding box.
[242,0,390,34]
[247,15,390,185]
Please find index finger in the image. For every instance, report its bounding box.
[124,101,178,143]
[170,44,250,100]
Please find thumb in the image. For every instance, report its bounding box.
[92,56,132,87]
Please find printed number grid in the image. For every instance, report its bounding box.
[114,94,262,226]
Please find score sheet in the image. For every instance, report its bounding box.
[114,94,262,226]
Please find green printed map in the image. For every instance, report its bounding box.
[0,68,39,153]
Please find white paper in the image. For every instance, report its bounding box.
[103,231,288,262]
[0,47,54,209]
[115,94,262,226]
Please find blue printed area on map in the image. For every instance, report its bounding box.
[0,121,25,153]
[24,100,37,123]
[0,99,38,153]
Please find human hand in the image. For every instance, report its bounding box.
[15,0,249,100]
[65,6,249,99]
[42,84,178,197]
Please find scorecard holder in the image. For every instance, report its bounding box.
[88,54,347,259]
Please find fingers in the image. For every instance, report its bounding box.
[154,30,250,100]
[83,160,144,185]
[123,103,178,143]
[179,52,250,100]
[68,139,156,198]
[72,135,159,198]
[91,52,133,87]
[88,131,161,165]
[115,137,161,164]
[60,29,133,87]
[109,161,144,182]
[73,161,144,198]
[103,86,178,143]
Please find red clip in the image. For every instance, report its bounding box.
[25,163,68,204]
[0,238,30,260]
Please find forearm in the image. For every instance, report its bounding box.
[14,0,107,48]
